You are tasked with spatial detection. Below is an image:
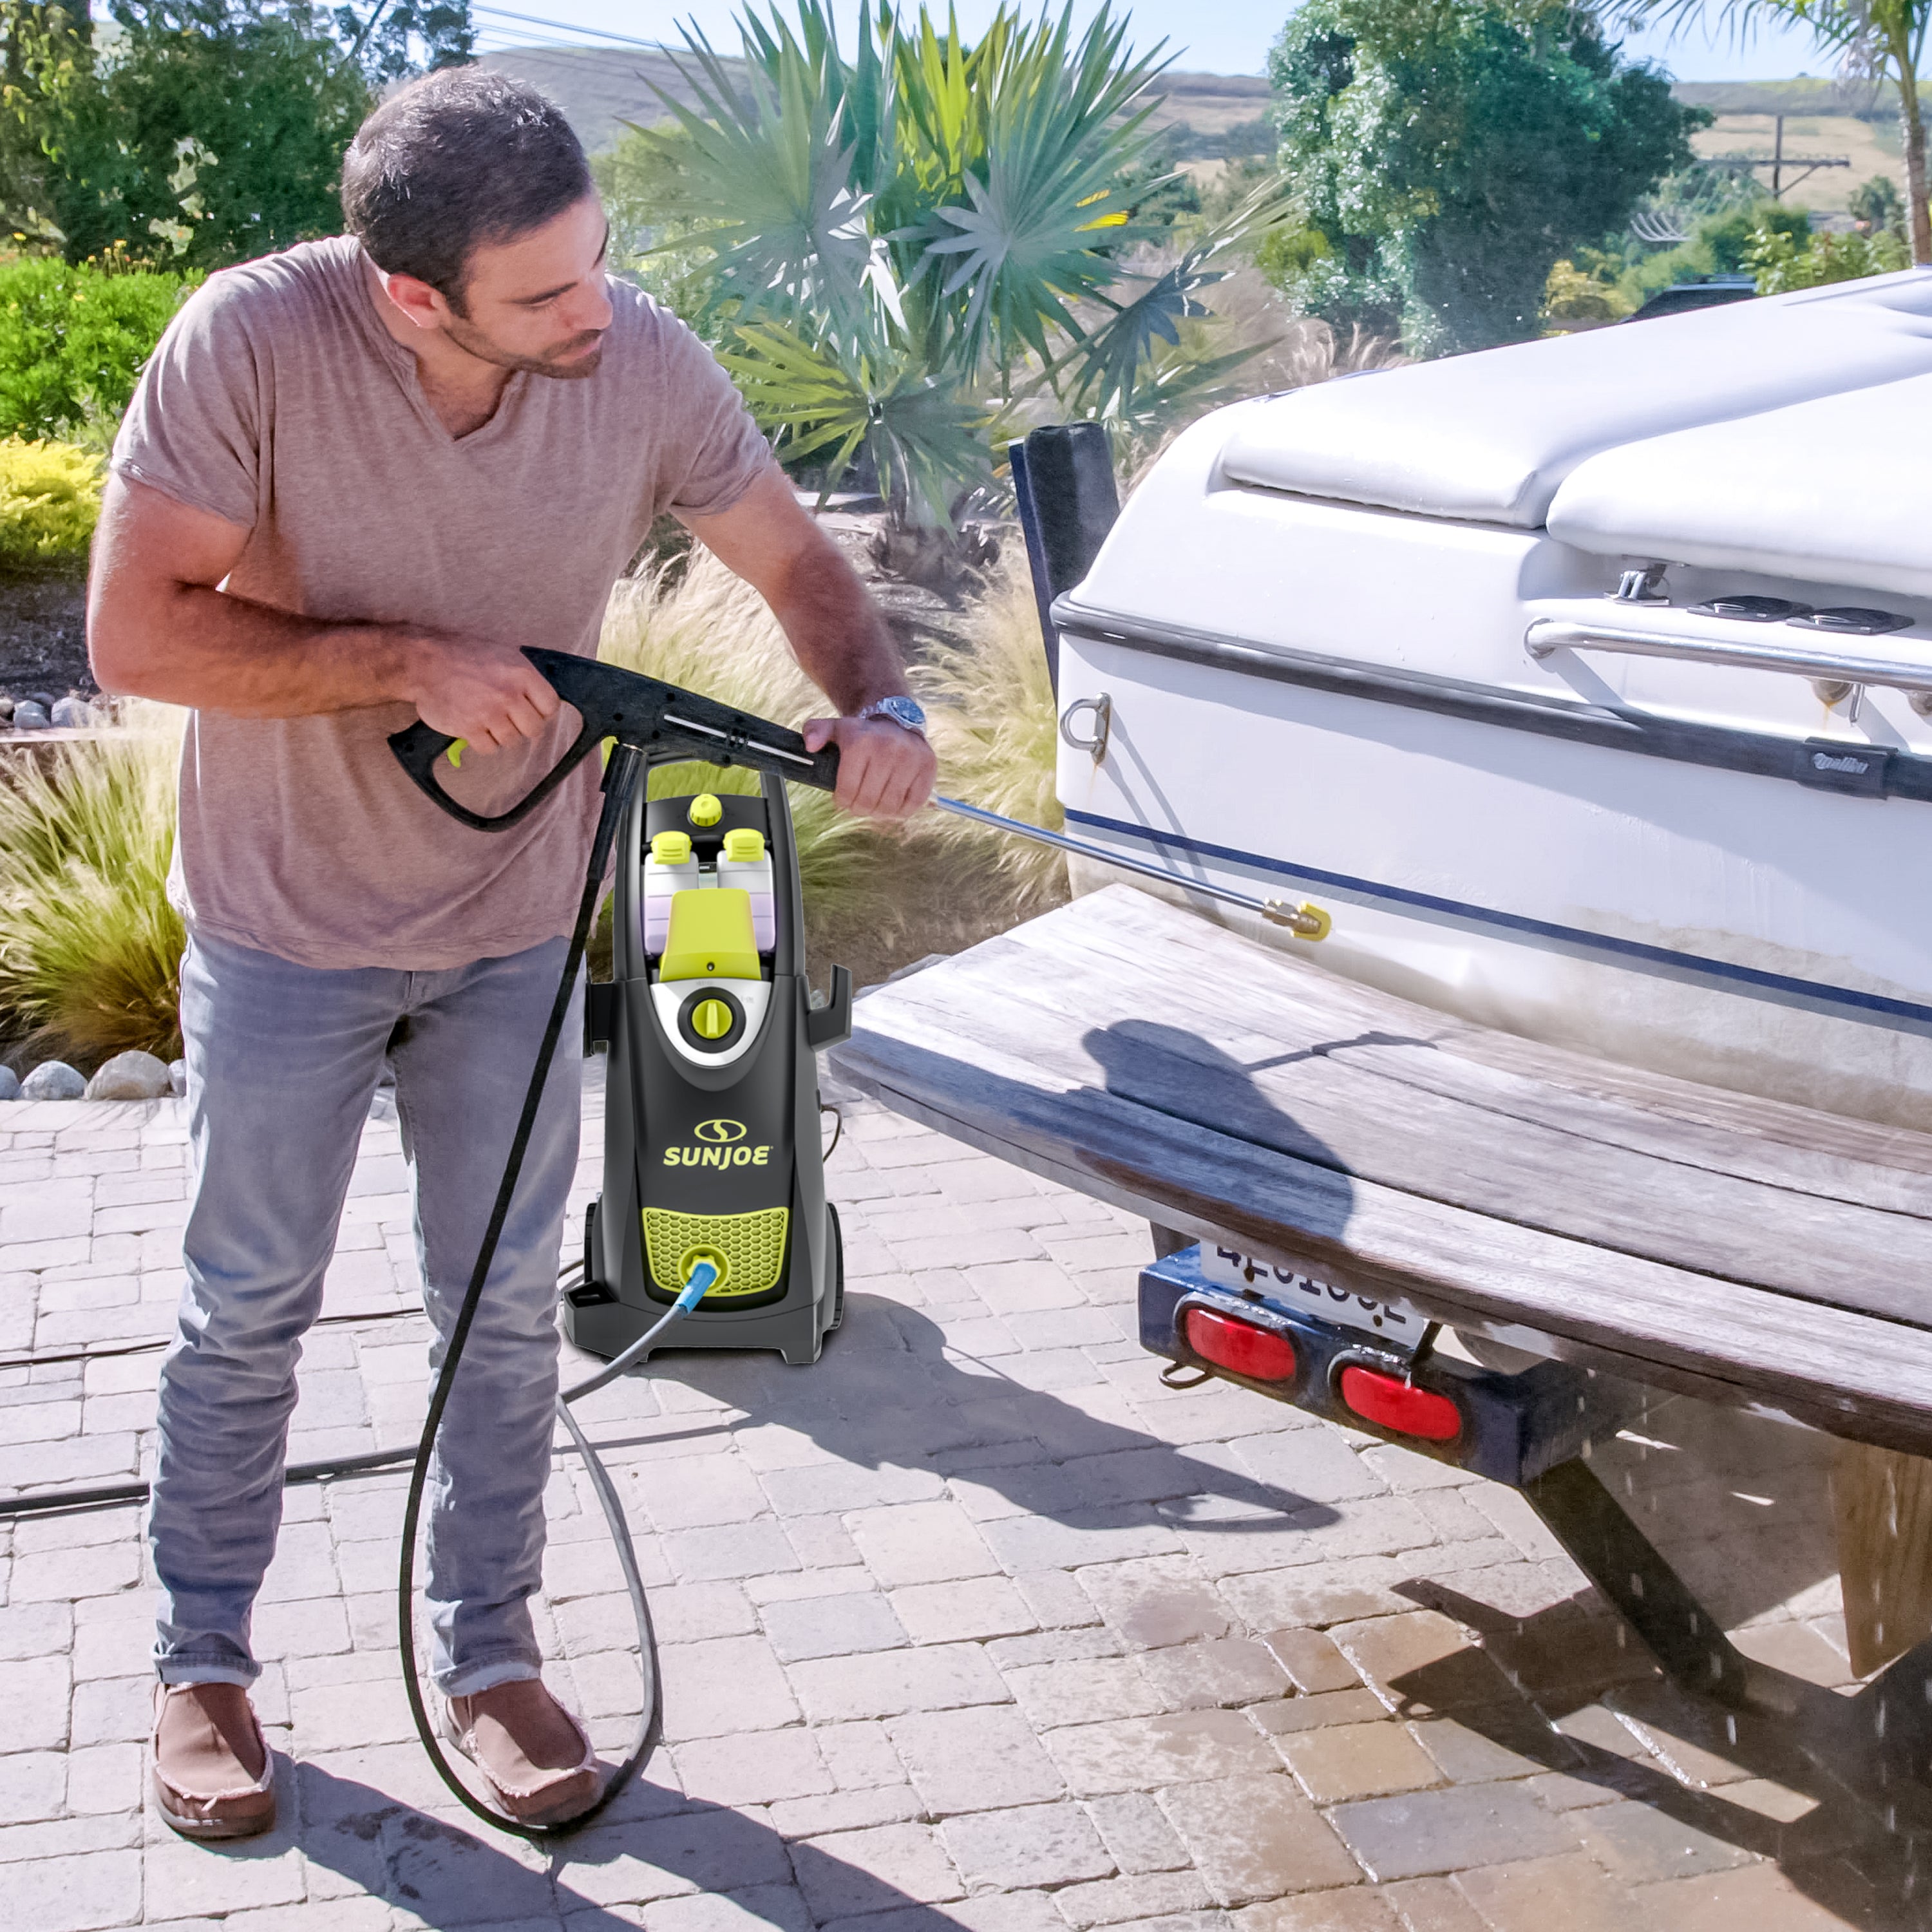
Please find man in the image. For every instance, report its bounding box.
[88,68,936,1839]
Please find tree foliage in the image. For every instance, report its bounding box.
[0,0,468,269]
[1268,0,1701,353]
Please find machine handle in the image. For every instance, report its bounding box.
[388,646,842,833]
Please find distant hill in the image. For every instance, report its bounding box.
[1672,77,1891,120]
[478,45,1276,156]
[475,47,710,152]
[476,48,1894,172]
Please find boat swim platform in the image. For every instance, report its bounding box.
[830,884,1932,1777]
[831,884,1932,1457]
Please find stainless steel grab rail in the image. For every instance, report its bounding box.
[1524,617,1932,697]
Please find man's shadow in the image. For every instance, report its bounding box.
[233,1020,1381,1926]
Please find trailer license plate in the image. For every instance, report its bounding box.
[1200,1247,1425,1345]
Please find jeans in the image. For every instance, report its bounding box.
[151,930,582,1696]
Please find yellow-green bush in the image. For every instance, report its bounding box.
[1541,259,1632,326]
[0,438,104,568]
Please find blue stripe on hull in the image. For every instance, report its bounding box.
[1063,806,1932,1037]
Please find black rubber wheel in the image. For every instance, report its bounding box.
[826,1201,845,1332]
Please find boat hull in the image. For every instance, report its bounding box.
[1055,623,1932,1132]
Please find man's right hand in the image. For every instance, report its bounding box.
[401,634,561,753]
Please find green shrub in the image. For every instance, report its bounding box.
[0,438,102,567]
[0,710,186,1069]
[1748,223,1911,295]
[1615,203,1808,308]
[0,258,197,442]
[1542,258,1633,325]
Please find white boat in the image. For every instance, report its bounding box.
[1051,270,1932,1130]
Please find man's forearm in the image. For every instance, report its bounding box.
[90,576,415,718]
[764,536,908,716]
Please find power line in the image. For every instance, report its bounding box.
[470,5,667,49]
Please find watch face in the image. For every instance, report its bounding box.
[869,697,927,730]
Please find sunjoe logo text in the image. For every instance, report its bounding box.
[665,1119,772,1168]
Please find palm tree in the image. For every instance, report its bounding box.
[621,1,1285,529]
[1609,0,1931,263]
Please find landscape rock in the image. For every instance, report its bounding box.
[20,1060,84,1100]
[10,701,50,730]
[169,1057,187,1097]
[0,1066,18,1101]
[84,1049,174,1101]
[0,694,12,719]
[26,690,53,710]
[50,694,91,726]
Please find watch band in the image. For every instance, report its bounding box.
[857,696,929,736]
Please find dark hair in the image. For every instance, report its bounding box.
[341,69,591,308]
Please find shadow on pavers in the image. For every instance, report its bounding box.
[292,1759,979,1929]
[1383,1580,1931,1932]
[614,1019,1360,1537]
[633,1291,1346,1540]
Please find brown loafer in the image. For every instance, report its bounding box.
[151,1682,276,1841]
[441,1679,602,1828]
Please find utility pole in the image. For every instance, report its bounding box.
[1773,113,1784,199]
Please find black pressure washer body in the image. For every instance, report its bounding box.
[570,770,851,1365]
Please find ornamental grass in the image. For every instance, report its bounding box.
[0,706,185,1068]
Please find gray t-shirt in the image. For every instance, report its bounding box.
[111,234,775,971]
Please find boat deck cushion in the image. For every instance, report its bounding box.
[1218,272,1932,529]
[1545,370,1932,598]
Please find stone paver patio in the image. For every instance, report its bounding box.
[0,1059,1922,1930]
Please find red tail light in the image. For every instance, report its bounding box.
[1183,1307,1297,1382]
[1339,1365,1461,1442]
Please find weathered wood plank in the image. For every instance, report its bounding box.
[831,887,1932,1454]
[1035,887,1932,1209]
[881,907,1932,1327]
[835,1032,1932,1452]
[1835,1442,1932,1676]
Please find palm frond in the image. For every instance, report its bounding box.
[717,319,993,525]
[627,19,875,339]
[1061,180,1294,421]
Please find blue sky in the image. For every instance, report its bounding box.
[469,1,1828,84]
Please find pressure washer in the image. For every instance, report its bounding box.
[383,647,849,1841]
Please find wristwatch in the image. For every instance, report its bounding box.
[857,695,928,737]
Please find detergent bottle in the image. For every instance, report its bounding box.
[717,826,777,952]
[642,829,699,954]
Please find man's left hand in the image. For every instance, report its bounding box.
[803,714,937,820]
